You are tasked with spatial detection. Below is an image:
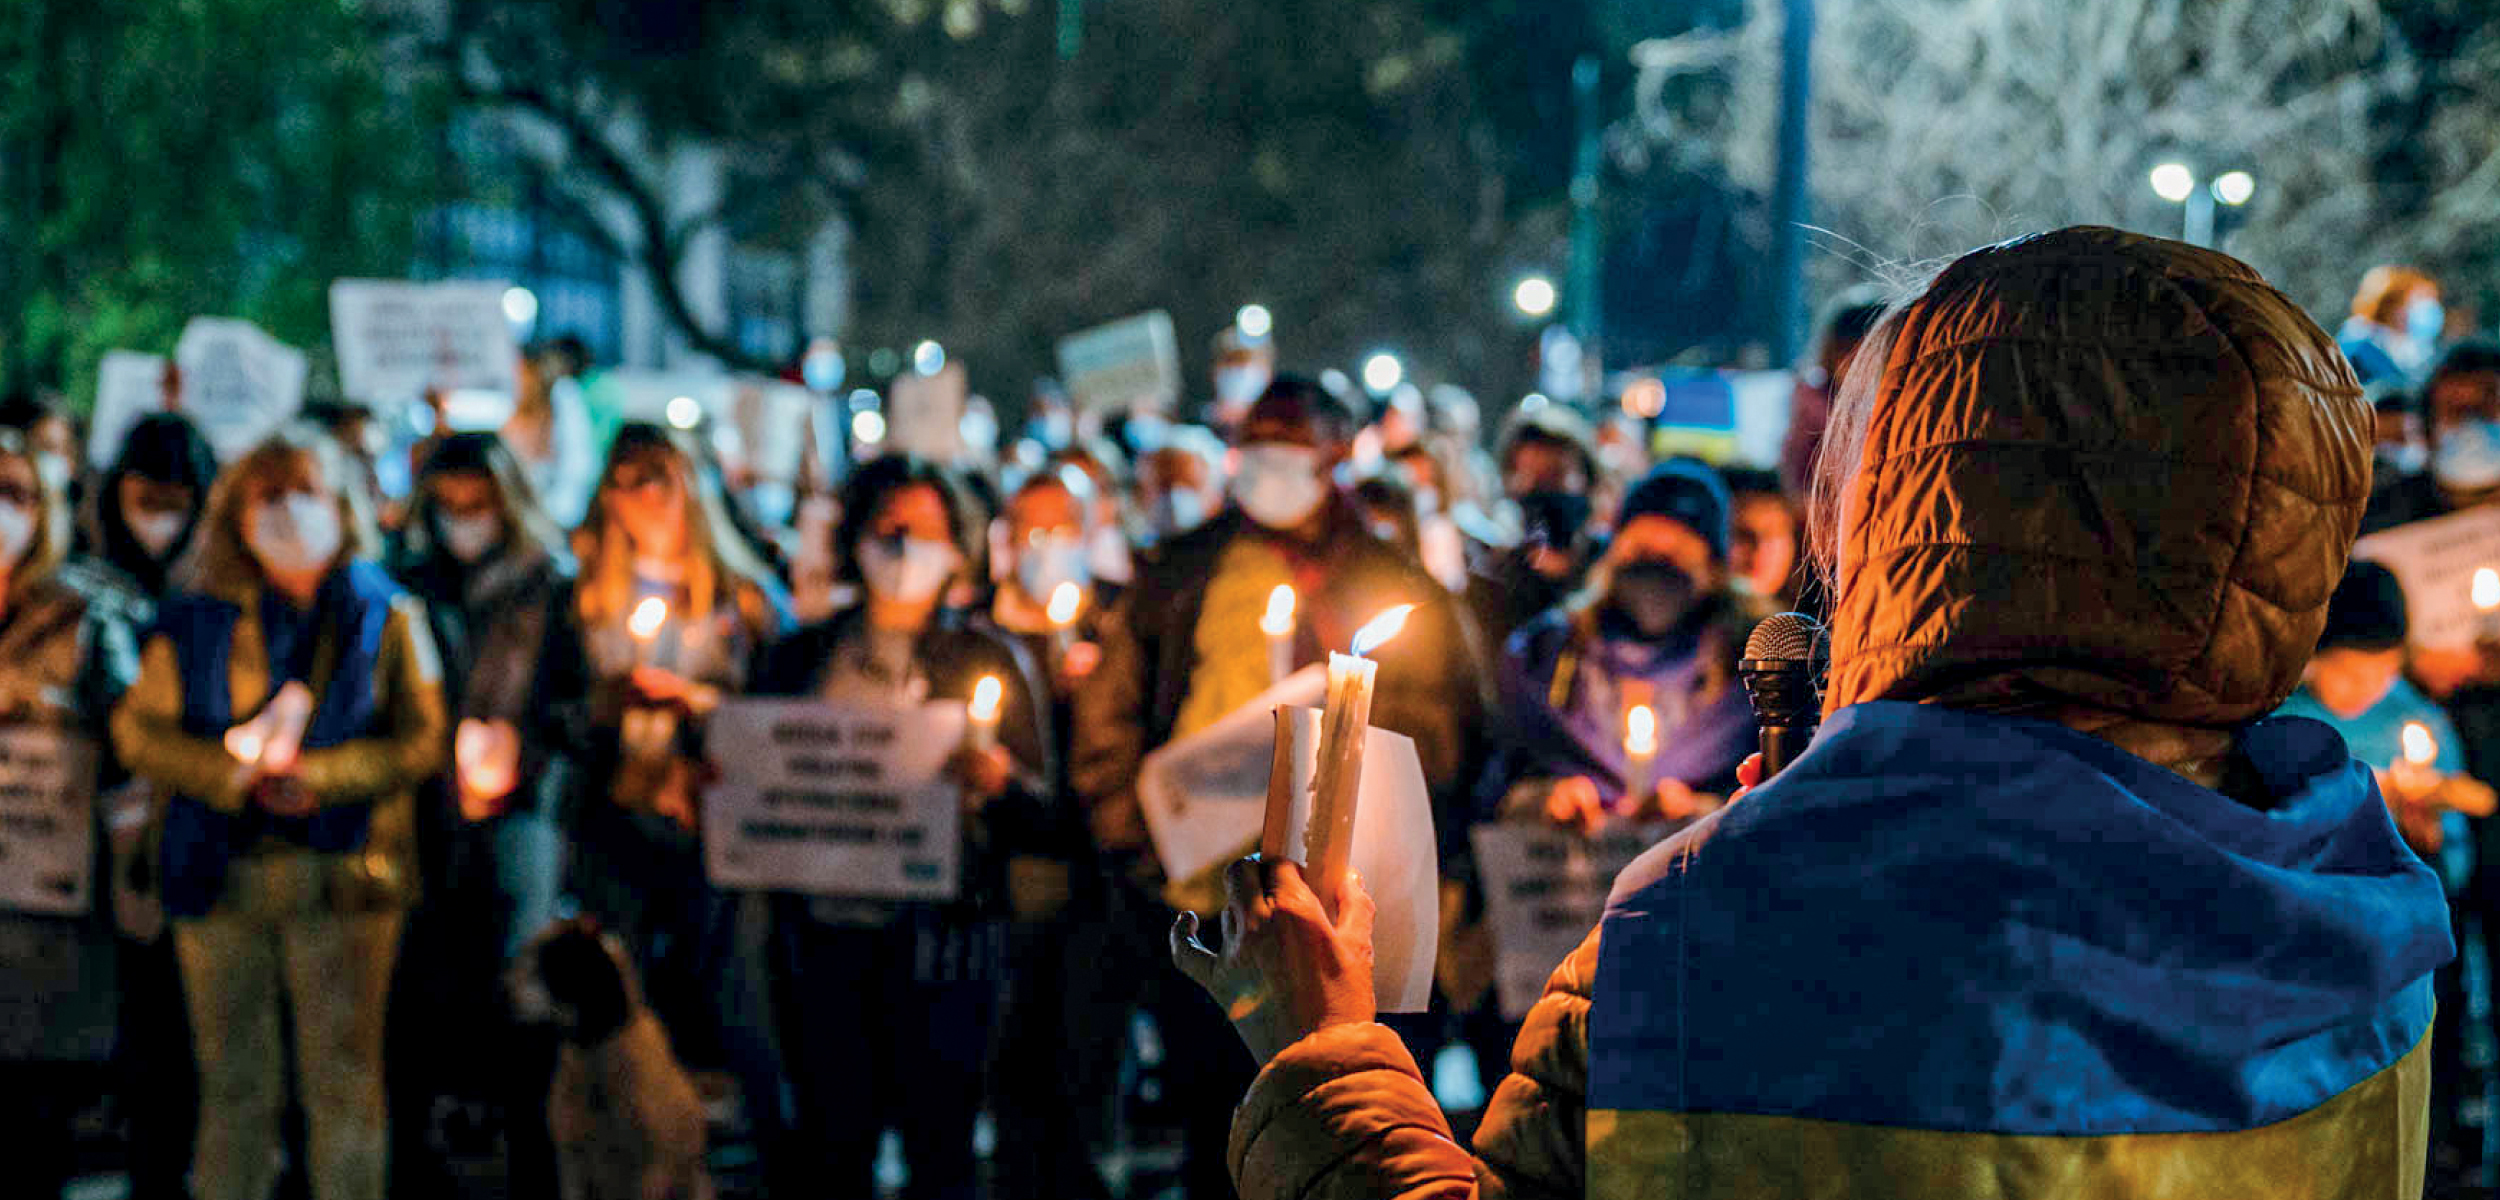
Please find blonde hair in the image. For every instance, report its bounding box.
[575,421,775,628]
[179,424,381,595]
[2351,265,2438,329]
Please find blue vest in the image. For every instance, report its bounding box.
[156,561,401,918]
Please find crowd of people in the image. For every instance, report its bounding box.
[0,238,2493,1200]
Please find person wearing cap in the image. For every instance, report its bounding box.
[1480,459,1759,839]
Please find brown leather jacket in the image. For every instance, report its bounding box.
[1225,227,2375,1199]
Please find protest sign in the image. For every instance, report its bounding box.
[1470,822,1677,1020]
[2353,505,2500,650]
[702,698,966,902]
[1136,670,1439,1012]
[886,362,969,460]
[328,279,518,408]
[1056,310,1180,416]
[174,318,307,460]
[0,728,99,919]
[727,379,816,483]
[89,351,170,471]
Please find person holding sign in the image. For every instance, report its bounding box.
[388,432,592,1195]
[0,427,141,1197]
[565,420,792,1174]
[111,424,446,1200]
[744,453,1055,1200]
[1073,378,1485,1200]
[1179,230,2452,1200]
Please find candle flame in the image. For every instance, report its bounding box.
[970,675,1004,721]
[1047,582,1082,626]
[1350,603,1417,658]
[2404,721,2437,766]
[1261,585,1296,637]
[629,597,668,640]
[2477,568,2500,613]
[1626,704,1658,757]
[226,728,264,765]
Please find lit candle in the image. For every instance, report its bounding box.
[1306,603,1415,916]
[1261,585,1297,687]
[455,718,518,807]
[2404,721,2436,767]
[1047,581,1083,661]
[968,674,1003,754]
[2476,568,2500,640]
[1625,703,1658,809]
[628,596,668,669]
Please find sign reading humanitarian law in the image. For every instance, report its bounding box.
[0,728,99,918]
[174,318,307,461]
[2353,505,2500,651]
[1056,310,1180,416]
[1470,822,1676,1020]
[1135,669,1439,1012]
[702,698,965,901]
[328,279,518,407]
[89,351,170,471]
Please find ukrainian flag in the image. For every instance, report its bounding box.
[1587,701,2453,1198]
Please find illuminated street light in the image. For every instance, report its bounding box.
[1361,352,1404,394]
[1235,304,1273,340]
[854,410,888,444]
[2213,170,2256,207]
[912,340,946,376]
[2149,163,2196,203]
[501,286,538,327]
[1513,275,1558,319]
[665,396,702,430]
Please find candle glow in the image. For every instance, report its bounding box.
[2477,568,2500,613]
[629,597,668,641]
[1261,585,1296,638]
[1626,704,1658,758]
[226,728,264,765]
[969,675,1004,723]
[1350,603,1417,658]
[1047,582,1082,627]
[2404,721,2437,767]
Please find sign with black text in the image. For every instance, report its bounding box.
[1056,310,1180,415]
[702,698,965,901]
[0,728,99,918]
[174,317,307,460]
[329,279,517,407]
[1470,822,1677,1020]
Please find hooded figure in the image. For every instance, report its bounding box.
[1198,228,2453,1199]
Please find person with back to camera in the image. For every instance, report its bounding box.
[1171,226,2455,1198]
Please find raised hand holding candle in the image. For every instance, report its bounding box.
[1306,603,1415,917]
[968,675,1004,754]
[1261,585,1297,687]
[629,597,668,669]
[1625,703,1658,809]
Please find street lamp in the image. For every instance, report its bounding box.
[1513,275,1558,319]
[912,340,947,376]
[1361,352,1404,394]
[1235,304,1273,341]
[2148,163,2253,247]
[501,286,539,329]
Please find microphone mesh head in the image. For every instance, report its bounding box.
[1745,611,1821,662]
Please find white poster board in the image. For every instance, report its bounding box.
[886,363,968,461]
[1471,822,1675,1020]
[328,279,517,407]
[726,379,815,483]
[174,318,307,460]
[0,728,99,918]
[1135,668,1439,1012]
[1056,310,1181,416]
[89,351,170,471]
[2352,506,2500,651]
[701,698,966,901]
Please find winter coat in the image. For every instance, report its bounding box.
[112,560,448,920]
[398,541,588,820]
[1226,227,2437,1199]
[0,572,140,1061]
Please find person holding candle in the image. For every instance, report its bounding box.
[386,431,591,1194]
[0,425,141,1197]
[1073,377,1487,1199]
[744,453,1055,1200]
[988,466,1117,695]
[565,419,792,1177]
[1465,405,1606,644]
[111,423,446,1200]
[1178,229,2456,1199]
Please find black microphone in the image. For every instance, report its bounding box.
[1740,612,1824,782]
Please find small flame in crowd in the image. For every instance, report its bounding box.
[970,675,1004,722]
[1350,603,1417,658]
[629,597,668,641]
[2477,568,2500,613]
[2404,721,2437,767]
[1261,585,1296,638]
[1047,582,1082,627]
[1626,705,1658,758]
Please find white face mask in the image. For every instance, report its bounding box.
[33,453,70,501]
[1215,364,1271,405]
[127,510,187,560]
[1231,444,1327,530]
[1087,524,1134,585]
[2436,421,2500,491]
[439,512,503,564]
[247,494,344,576]
[1158,486,1209,537]
[1015,531,1090,602]
[0,501,35,568]
[858,536,958,604]
[2376,442,2430,479]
